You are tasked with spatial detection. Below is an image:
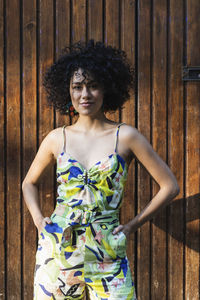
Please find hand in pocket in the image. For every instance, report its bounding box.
[37,217,52,236]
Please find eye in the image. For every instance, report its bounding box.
[89,84,98,89]
[72,86,82,90]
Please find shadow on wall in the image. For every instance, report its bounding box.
[152,193,200,253]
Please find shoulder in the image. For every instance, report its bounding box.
[119,123,142,140]
[41,126,66,159]
[119,123,151,153]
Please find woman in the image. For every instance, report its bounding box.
[22,40,179,300]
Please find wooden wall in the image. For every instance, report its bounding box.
[0,0,200,299]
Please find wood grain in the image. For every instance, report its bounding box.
[185,1,200,299]
[22,0,37,298]
[168,0,184,299]
[151,1,168,299]
[0,0,5,298]
[104,0,120,122]
[38,0,55,222]
[137,0,151,298]
[6,0,21,298]
[88,0,103,41]
[72,0,86,42]
[120,0,136,289]
[55,0,70,127]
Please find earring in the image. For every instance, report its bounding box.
[66,101,78,116]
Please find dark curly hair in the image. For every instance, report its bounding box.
[43,39,135,114]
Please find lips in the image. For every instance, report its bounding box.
[80,102,93,107]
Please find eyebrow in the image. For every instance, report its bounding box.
[72,79,96,85]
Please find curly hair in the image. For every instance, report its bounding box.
[43,39,135,114]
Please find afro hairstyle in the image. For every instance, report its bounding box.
[43,39,135,114]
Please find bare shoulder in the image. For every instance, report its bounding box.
[44,126,65,159]
[119,123,143,143]
[119,123,153,159]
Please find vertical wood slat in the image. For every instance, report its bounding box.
[120,0,136,286]
[137,0,151,298]
[6,0,21,299]
[185,0,200,299]
[72,0,86,43]
[151,1,167,299]
[105,0,120,122]
[168,0,184,299]
[88,0,103,41]
[55,0,70,127]
[71,0,87,127]
[22,0,37,298]
[38,0,55,218]
[0,0,5,298]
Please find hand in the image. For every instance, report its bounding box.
[112,223,131,238]
[37,217,52,236]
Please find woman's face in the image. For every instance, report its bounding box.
[69,68,104,116]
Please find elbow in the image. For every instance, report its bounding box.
[166,181,180,199]
[161,179,180,200]
[22,180,28,192]
[22,179,34,191]
[171,182,180,198]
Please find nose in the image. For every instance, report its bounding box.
[82,85,90,98]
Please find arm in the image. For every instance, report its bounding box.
[22,129,58,235]
[113,125,180,236]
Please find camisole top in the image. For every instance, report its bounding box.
[53,123,128,228]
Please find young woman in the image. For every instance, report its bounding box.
[22,40,179,300]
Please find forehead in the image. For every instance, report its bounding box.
[71,68,95,83]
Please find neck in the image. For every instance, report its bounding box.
[74,112,110,132]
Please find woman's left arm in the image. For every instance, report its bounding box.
[113,125,180,236]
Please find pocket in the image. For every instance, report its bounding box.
[118,231,127,248]
[112,230,127,257]
[38,223,48,240]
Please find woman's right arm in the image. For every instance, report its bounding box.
[22,129,58,234]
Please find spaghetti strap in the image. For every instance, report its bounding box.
[62,125,67,153]
[114,123,126,153]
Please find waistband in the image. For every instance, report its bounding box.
[52,208,119,227]
[50,208,120,249]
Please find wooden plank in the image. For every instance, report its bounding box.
[104,0,120,122]
[6,0,21,298]
[120,0,136,287]
[22,0,37,298]
[151,1,167,299]
[72,0,86,42]
[137,0,151,298]
[38,0,55,218]
[168,0,184,299]
[71,0,86,125]
[88,0,103,41]
[0,0,5,298]
[55,0,70,127]
[185,1,200,299]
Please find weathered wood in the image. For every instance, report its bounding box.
[22,0,37,298]
[71,0,87,126]
[38,0,55,219]
[168,0,184,299]
[55,0,70,128]
[151,1,168,299]
[88,0,103,41]
[120,0,136,288]
[0,0,5,298]
[72,0,86,43]
[6,0,21,298]
[137,0,152,298]
[104,0,120,122]
[185,0,200,299]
